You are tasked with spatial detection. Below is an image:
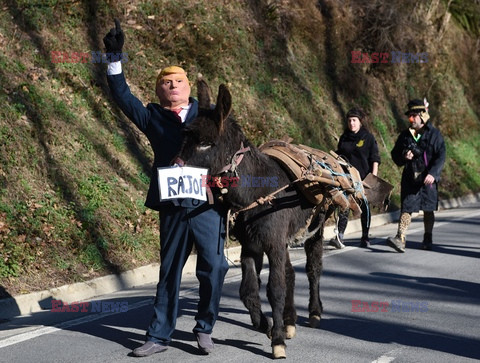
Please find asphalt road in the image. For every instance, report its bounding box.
[1,203,480,362]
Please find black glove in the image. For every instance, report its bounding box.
[103,19,124,61]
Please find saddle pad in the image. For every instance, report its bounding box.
[259,140,364,210]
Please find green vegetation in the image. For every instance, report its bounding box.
[0,0,479,297]
[447,0,480,36]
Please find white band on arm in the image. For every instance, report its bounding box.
[107,61,122,75]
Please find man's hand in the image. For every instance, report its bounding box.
[103,19,124,55]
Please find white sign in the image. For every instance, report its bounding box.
[158,166,208,201]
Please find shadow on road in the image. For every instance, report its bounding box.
[320,314,480,360]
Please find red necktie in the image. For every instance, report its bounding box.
[170,107,182,122]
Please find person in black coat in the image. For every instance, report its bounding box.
[329,107,381,249]
[387,99,446,252]
[103,20,228,356]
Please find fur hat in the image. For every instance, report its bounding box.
[346,107,366,122]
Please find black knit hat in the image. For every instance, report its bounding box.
[404,99,426,116]
[346,107,366,121]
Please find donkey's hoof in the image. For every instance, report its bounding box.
[285,325,296,339]
[272,344,286,359]
[309,314,321,328]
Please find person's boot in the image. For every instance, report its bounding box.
[195,332,214,354]
[329,233,345,249]
[422,232,433,250]
[387,234,405,253]
[360,236,370,248]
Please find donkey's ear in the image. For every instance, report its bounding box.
[197,78,212,109]
[214,84,232,133]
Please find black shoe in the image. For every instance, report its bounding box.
[195,332,214,354]
[422,242,432,250]
[360,237,370,248]
[422,233,433,250]
[132,341,168,357]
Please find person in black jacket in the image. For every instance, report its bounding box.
[387,99,446,252]
[103,19,229,357]
[329,107,381,249]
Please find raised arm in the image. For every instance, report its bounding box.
[103,19,151,131]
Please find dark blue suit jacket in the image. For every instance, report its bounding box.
[107,72,201,210]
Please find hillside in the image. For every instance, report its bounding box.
[1,0,480,298]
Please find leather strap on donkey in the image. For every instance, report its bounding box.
[258,139,365,216]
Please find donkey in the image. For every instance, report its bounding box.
[176,80,326,359]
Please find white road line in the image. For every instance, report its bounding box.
[0,298,157,349]
[372,354,395,363]
[0,326,61,348]
[372,346,404,363]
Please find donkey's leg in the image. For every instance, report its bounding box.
[266,246,287,358]
[304,226,324,328]
[283,250,297,339]
[239,248,270,334]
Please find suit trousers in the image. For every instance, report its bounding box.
[146,203,229,344]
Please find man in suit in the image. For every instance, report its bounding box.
[103,19,229,357]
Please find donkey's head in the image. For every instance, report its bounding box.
[177,79,247,175]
